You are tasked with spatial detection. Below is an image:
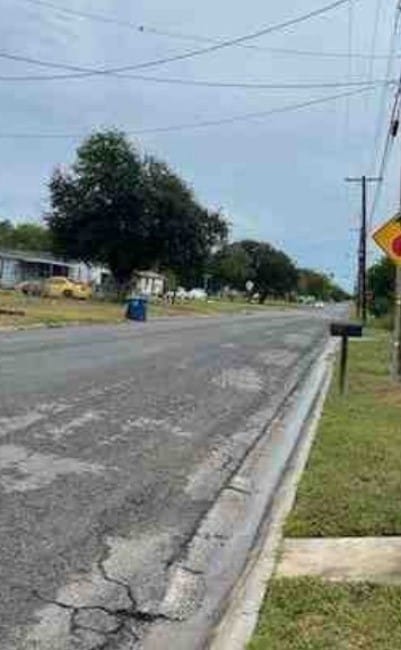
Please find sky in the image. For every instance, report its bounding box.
[1,0,401,289]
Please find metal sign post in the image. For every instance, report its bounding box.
[393,266,401,381]
[372,213,401,381]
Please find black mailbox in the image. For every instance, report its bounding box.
[329,322,363,394]
[330,322,363,338]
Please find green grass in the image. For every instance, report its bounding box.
[248,578,401,650]
[151,297,295,317]
[286,332,401,537]
[0,291,124,327]
[0,291,295,329]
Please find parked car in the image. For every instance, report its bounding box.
[43,276,92,300]
[16,280,44,296]
[188,288,207,300]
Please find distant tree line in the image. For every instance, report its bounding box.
[0,220,51,252]
[297,268,349,302]
[1,130,348,303]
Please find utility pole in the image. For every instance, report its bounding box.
[345,176,381,323]
[392,151,401,380]
[392,264,401,380]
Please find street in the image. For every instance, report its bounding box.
[0,310,331,649]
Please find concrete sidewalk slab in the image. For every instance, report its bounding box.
[277,537,401,584]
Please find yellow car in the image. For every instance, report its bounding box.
[43,276,92,300]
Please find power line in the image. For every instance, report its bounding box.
[20,0,397,61]
[20,0,143,29]
[368,88,401,228]
[367,2,401,227]
[0,50,395,88]
[0,73,392,89]
[15,0,355,74]
[343,0,355,152]
[369,2,401,173]
[367,0,384,84]
[0,85,382,139]
[139,25,400,61]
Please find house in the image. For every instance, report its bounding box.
[0,249,165,297]
[68,261,110,287]
[0,249,108,289]
[0,249,73,288]
[133,271,166,296]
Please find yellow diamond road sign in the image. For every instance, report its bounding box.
[372,214,401,265]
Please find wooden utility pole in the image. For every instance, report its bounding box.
[392,265,401,380]
[345,176,381,323]
[392,162,401,380]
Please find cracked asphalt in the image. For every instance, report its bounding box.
[0,309,334,649]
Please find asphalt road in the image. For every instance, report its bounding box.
[0,309,333,649]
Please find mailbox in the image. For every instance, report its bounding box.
[330,322,363,338]
[329,322,363,394]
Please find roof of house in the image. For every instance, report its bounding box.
[135,270,166,280]
[0,249,74,267]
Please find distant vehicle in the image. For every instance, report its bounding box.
[16,280,43,296]
[314,300,325,309]
[298,295,316,305]
[165,287,188,301]
[43,276,92,300]
[188,288,207,300]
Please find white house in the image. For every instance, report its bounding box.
[0,249,167,298]
[0,249,108,289]
[0,249,73,288]
[133,271,166,296]
[68,261,110,287]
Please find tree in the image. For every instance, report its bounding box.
[47,131,228,288]
[47,131,146,287]
[237,240,298,302]
[211,240,298,302]
[298,268,331,300]
[368,256,395,316]
[142,158,227,286]
[0,220,51,252]
[0,220,14,248]
[298,268,349,302]
[12,223,51,251]
[211,243,253,291]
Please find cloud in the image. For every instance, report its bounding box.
[0,0,397,288]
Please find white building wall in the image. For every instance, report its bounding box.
[68,262,109,286]
[0,258,22,287]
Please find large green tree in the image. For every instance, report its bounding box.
[212,244,253,291]
[142,158,227,285]
[47,131,146,286]
[246,241,298,302]
[47,131,228,287]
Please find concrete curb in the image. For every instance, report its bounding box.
[142,340,337,650]
[208,339,336,650]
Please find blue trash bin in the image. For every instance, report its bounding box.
[126,296,148,322]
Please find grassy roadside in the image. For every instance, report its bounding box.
[248,331,401,649]
[286,331,401,537]
[0,291,296,328]
[249,578,401,650]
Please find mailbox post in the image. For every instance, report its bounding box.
[330,322,363,394]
